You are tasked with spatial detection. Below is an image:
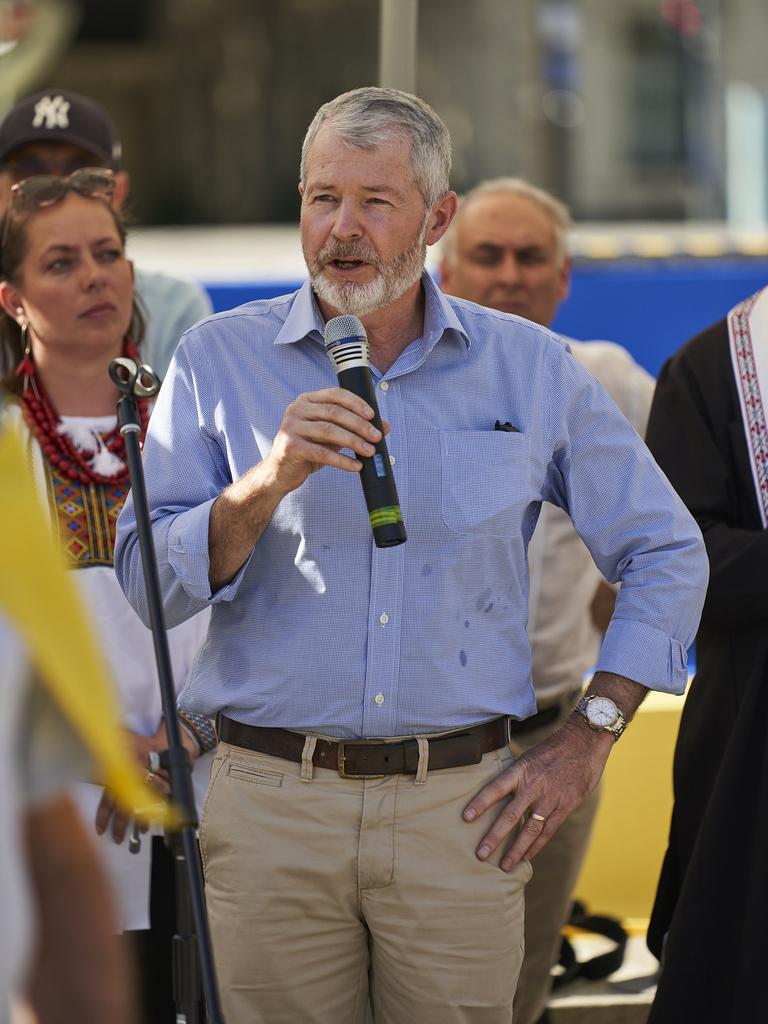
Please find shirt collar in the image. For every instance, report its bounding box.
[274,280,326,347]
[273,272,470,353]
[420,270,470,354]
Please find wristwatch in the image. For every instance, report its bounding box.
[574,694,627,741]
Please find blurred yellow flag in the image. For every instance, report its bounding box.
[0,419,174,823]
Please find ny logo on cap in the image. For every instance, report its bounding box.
[32,95,71,131]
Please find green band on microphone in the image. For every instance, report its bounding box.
[369,506,403,527]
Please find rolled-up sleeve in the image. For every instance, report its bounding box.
[543,347,709,694]
[165,497,252,603]
[597,620,689,694]
[115,340,252,628]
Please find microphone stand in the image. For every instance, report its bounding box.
[110,357,225,1024]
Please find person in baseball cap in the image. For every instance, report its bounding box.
[0,88,211,378]
[0,88,123,175]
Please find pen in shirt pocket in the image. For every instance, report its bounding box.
[494,420,520,433]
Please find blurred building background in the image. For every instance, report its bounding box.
[2,0,766,229]
[2,0,768,373]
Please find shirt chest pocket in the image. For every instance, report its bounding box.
[440,430,531,539]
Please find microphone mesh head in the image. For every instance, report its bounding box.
[324,315,367,349]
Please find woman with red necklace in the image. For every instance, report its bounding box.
[0,170,214,1023]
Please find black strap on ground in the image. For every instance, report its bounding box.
[552,899,628,990]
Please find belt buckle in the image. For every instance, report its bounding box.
[336,740,386,779]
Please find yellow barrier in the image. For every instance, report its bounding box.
[574,689,686,923]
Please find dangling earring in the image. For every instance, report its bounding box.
[15,321,34,389]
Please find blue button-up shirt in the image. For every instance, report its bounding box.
[115,273,708,738]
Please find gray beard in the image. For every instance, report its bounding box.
[306,225,428,318]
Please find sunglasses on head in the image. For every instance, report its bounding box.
[2,167,116,250]
[8,166,116,209]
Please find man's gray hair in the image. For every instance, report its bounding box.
[441,177,572,267]
[300,87,452,208]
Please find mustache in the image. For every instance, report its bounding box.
[318,241,382,267]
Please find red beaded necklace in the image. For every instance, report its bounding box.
[18,339,150,486]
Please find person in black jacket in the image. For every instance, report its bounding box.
[646,286,768,1023]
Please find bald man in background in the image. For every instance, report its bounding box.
[441,178,655,1024]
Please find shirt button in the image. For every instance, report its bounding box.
[374,693,385,706]
[389,455,396,465]
[380,381,389,392]
[379,612,389,625]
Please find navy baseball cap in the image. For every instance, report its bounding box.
[0,88,122,168]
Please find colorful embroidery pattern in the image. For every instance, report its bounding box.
[45,461,128,567]
[728,290,768,529]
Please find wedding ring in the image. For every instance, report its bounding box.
[530,812,547,824]
[144,770,155,786]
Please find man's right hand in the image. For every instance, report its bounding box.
[208,387,387,590]
[262,387,384,495]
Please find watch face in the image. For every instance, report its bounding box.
[586,696,619,728]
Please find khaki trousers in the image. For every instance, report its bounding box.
[200,739,531,1024]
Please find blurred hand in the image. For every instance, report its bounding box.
[94,720,198,844]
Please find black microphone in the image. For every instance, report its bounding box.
[324,315,407,548]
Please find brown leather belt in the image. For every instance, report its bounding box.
[217,715,511,778]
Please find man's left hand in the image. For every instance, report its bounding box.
[463,718,613,872]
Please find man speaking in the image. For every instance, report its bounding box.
[116,87,707,1024]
